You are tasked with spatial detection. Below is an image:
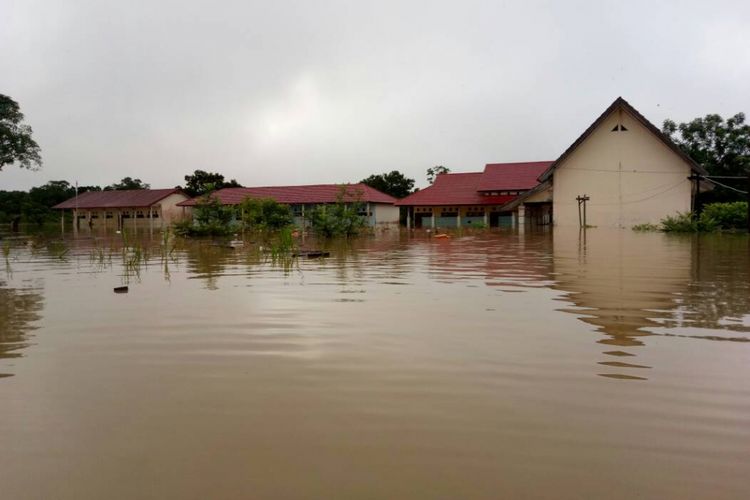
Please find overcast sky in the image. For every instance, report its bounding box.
[2,0,749,191]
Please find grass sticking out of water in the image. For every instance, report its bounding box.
[47,241,69,260]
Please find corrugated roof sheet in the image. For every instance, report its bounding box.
[53,189,184,209]
[177,183,397,207]
[395,173,517,206]
[477,161,552,191]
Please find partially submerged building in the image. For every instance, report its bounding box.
[396,162,551,228]
[177,183,399,226]
[533,97,707,227]
[399,97,707,229]
[53,188,189,230]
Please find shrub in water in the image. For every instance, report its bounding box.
[174,194,237,237]
[307,186,367,238]
[239,198,294,231]
[660,212,718,233]
[699,202,748,230]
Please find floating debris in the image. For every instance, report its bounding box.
[113,286,129,294]
[294,250,330,258]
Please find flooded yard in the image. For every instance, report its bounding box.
[1,228,749,499]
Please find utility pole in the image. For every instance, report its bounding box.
[576,195,590,228]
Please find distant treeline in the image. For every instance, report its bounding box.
[0,181,100,225]
[0,172,243,226]
[0,177,153,225]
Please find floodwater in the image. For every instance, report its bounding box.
[1,228,749,499]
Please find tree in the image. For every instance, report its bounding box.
[183,170,242,197]
[173,194,237,237]
[360,170,415,199]
[663,113,750,202]
[239,197,293,231]
[0,94,42,171]
[307,186,367,237]
[105,177,150,191]
[426,165,450,184]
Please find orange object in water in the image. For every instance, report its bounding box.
[434,233,450,239]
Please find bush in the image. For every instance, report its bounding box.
[699,202,748,230]
[660,212,718,233]
[174,194,237,237]
[239,198,293,231]
[632,222,660,232]
[307,187,367,237]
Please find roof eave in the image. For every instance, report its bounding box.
[538,97,707,183]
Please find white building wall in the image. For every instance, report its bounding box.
[157,193,191,224]
[552,109,694,228]
[372,203,400,225]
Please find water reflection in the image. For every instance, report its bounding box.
[412,228,750,381]
[0,280,44,377]
[550,229,750,380]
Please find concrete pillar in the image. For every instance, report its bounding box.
[366,202,371,226]
[61,211,65,233]
[431,208,436,229]
[132,207,137,232]
[406,207,411,229]
[518,205,526,234]
[149,206,154,233]
[456,208,462,228]
[483,209,488,227]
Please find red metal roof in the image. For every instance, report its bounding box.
[177,183,397,207]
[53,189,184,209]
[395,173,517,206]
[477,161,552,191]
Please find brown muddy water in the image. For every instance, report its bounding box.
[1,228,749,499]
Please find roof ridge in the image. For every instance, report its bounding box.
[538,96,706,182]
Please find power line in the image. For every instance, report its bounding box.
[704,177,748,195]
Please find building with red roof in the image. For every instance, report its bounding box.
[396,162,552,228]
[178,183,400,227]
[398,97,707,229]
[53,188,189,231]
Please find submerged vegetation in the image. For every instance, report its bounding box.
[173,194,238,237]
[633,202,748,233]
[306,187,367,238]
[174,187,370,240]
[239,198,293,231]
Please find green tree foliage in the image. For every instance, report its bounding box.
[182,170,241,197]
[239,197,293,231]
[663,113,750,202]
[699,202,748,230]
[307,187,367,237]
[0,94,42,171]
[105,177,150,191]
[173,194,237,237]
[657,203,748,232]
[660,212,718,233]
[0,180,100,225]
[360,170,415,198]
[426,165,450,184]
